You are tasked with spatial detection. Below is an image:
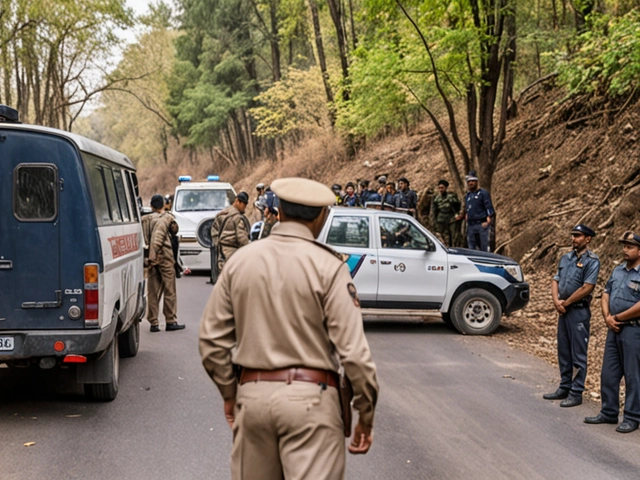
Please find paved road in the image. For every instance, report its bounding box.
[2,274,640,479]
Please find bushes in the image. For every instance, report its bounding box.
[556,11,640,97]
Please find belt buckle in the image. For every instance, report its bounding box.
[286,368,295,384]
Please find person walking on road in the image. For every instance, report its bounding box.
[544,224,600,407]
[585,231,640,433]
[431,180,461,247]
[199,177,379,480]
[460,171,494,252]
[210,191,250,276]
[147,194,186,332]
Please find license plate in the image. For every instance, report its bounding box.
[0,336,14,351]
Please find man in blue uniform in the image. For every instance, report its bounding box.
[395,177,417,216]
[585,231,640,433]
[461,171,494,251]
[543,224,600,407]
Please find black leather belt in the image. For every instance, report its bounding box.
[621,319,640,327]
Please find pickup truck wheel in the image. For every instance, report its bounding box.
[118,318,140,358]
[451,288,502,335]
[84,337,119,401]
[441,312,454,328]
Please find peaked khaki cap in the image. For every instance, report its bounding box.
[271,177,335,207]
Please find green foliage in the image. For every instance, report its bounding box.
[249,67,331,138]
[556,11,640,97]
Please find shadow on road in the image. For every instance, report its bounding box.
[363,319,455,335]
[0,356,137,404]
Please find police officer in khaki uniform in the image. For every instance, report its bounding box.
[199,178,379,480]
[147,194,185,332]
[210,191,250,275]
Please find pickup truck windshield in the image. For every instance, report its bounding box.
[175,189,233,212]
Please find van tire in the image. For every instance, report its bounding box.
[118,319,140,358]
[451,288,502,335]
[84,337,119,402]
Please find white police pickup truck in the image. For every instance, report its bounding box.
[318,207,529,335]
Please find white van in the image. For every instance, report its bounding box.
[171,176,236,271]
[0,106,145,401]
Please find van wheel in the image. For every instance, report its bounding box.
[451,289,502,335]
[84,337,119,401]
[118,319,140,358]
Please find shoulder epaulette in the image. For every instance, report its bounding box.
[308,240,346,263]
[587,251,599,259]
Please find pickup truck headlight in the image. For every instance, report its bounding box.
[504,265,523,282]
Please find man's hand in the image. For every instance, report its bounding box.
[554,300,566,314]
[224,398,236,429]
[183,268,192,275]
[605,314,621,333]
[348,422,373,455]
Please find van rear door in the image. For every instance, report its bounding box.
[0,132,63,330]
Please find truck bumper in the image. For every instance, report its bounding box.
[0,322,116,362]
[503,282,530,315]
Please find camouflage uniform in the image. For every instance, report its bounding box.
[431,191,462,247]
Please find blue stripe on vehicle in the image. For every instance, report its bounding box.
[474,264,517,283]
[345,254,367,278]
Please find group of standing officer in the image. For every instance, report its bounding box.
[545,226,640,434]
[142,194,186,332]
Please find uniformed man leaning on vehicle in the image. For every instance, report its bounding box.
[147,194,186,332]
[585,231,640,433]
[210,191,250,274]
[544,224,599,407]
[199,177,379,480]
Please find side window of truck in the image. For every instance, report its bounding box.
[326,216,370,248]
[13,164,58,222]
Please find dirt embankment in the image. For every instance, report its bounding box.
[139,86,640,397]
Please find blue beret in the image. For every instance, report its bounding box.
[571,224,596,237]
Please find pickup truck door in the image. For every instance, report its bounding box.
[322,214,378,305]
[376,216,448,308]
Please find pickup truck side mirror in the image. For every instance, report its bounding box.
[425,240,436,252]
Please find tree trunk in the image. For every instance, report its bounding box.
[269,0,282,82]
[308,0,335,112]
[326,0,350,99]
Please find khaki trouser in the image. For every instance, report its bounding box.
[217,244,238,273]
[232,381,345,480]
[146,260,177,326]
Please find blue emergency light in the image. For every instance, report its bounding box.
[178,175,192,182]
[207,175,220,182]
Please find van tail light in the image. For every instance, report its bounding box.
[84,263,99,328]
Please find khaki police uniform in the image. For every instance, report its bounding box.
[141,211,159,278]
[147,211,178,326]
[199,178,379,480]
[210,205,250,273]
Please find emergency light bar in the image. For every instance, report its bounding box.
[178,175,192,182]
[207,175,220,182]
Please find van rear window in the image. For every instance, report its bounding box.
[13,165,57,221]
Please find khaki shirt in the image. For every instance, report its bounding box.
[149,211,175,265]
[199,221,379,427]
[211,205,250,254]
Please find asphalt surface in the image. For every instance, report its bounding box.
[2,274,640,479]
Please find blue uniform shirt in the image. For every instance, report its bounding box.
[383,192,398,205]
[395,189,417,209]
[465,188,495,222]
[604,263,640,316]
[553,249,600,300]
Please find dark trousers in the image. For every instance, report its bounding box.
[467,222,490,251]
[557,306,590,396]
[600,326,640,421]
